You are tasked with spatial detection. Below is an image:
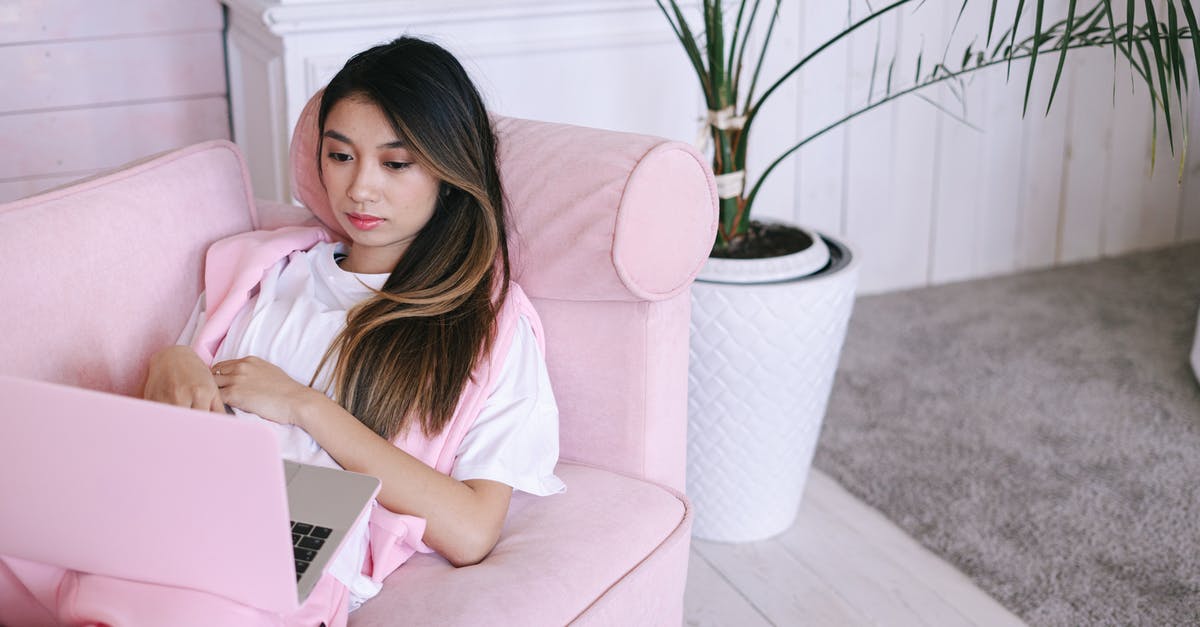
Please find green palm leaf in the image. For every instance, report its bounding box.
[657,0,1198,251]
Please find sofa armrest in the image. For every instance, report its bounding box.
[494,117,717,303]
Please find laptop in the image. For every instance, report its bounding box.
[0,374,381,613]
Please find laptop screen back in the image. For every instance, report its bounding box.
[0,376,299,612]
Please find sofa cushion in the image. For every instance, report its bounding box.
[0,141,257,395]
[350,462,689,626]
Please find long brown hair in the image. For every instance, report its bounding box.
[313,37,509,440]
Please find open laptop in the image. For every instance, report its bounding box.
[0,374,381,613]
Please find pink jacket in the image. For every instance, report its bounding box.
[1,226,545,626]
[195,224,545,583]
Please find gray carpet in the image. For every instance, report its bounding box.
[813,242,1200,626]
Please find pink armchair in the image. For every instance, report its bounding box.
[0,111,717,624]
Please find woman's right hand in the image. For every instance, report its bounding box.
[143,345,225,412]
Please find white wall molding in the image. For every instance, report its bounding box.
[224,0,669,35]
[223,0,676,35]
[220,0,705,203]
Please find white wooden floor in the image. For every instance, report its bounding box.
[683,470,1028,626]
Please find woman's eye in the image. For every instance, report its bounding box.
[384,162,411,171]
[327,152,352,162]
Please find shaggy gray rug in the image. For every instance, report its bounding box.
[813,242,1200,626]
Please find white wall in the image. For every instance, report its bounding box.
[6,0,1193,296]
[226,0,1198,296]
[0,0,230,203]
[784,0,1200,294]
[221,0,709,204]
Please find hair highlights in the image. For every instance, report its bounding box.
[313,37,510,440]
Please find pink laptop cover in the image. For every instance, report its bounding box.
[0,375,323,612]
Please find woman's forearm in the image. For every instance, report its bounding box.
[292,393,511,566]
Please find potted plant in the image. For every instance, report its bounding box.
[661,0,1198,542]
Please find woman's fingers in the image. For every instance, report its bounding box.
[206,357,306,425]
[144,346,224,412]
[211,357,255,382]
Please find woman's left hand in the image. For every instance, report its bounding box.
[211,356,323,427]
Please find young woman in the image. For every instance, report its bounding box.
[137,36,564,623]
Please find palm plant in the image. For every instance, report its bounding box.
[656,0,1199,257]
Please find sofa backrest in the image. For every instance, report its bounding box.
[0,117,717,492]
[0,141,258,397]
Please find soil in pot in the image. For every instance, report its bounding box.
[712,220,814,259]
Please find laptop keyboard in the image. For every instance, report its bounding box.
[291,521,332,581]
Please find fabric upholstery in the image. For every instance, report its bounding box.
[352,463,691,626]
[288,93,717,304]
[0,141,257,394]
[0,103,716,623]
[288,94,711,491]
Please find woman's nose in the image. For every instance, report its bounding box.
[348,167,380,203]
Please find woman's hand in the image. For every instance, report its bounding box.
[211,356,325,426]
[143,345,225,412]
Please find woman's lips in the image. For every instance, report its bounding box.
[347,213,384,231]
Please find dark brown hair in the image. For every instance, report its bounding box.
[313,37,509,440]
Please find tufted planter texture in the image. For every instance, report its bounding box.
[687,232,859,542]
[1192,306,1200,385]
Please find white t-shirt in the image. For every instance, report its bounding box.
[178,241,564,608]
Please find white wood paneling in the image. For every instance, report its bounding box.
[737,0,804,226]
[0,173,92,203]
[795,2,851,238]
[215,0,1198,294]
[1017,62,1071,270]
[1141,78,1186,247]
[931,1,995,284]
[0,0,222,44]
[969,0,1027,279]
[1104,61,1157,255]
[813,0,1198,293]
[844,3,903,293]
[1060,48,1115,264]
[1,0,229,203]
[0,98,230,181]
[1182,57,1200,241]
[880,3,942,293]
[975,62,1026,278]
[0,33,227,114]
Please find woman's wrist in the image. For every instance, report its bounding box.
[292,386,334,431]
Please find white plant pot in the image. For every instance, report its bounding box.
[687,231,859,542]
[1191,306,1200,385]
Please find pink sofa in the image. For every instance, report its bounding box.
[0,113,717,624]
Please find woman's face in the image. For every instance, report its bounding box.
[320,95,441,274]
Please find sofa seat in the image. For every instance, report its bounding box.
[352,462,691,626]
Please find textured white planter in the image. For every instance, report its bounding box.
[1192,306,1200,385]
[699,229,830,283]
[687,231,859,542]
